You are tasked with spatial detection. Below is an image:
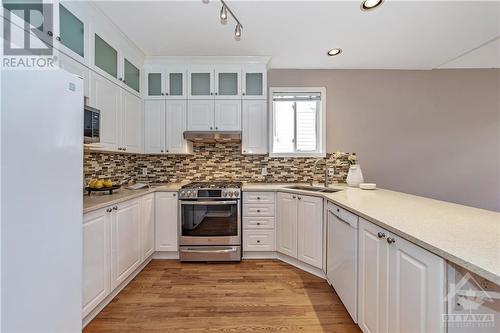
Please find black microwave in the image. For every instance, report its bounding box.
[84,105,100,144]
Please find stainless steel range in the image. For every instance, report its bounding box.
[179,181,242,262]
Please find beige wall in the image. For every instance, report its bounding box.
[268,69,500,211]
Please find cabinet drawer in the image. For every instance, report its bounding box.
[243,216,275,230]
[243,230,275,251]
[243,204,275,217]
[328,202,358,228]
[243,192,275,204]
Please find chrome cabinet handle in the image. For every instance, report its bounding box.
[377,232,386,239]
[47,30,53,36]
[256,209,261,213]
[161,93,165,96]
[210,127,213,130]
[173,193,176,197]
[387,237,396,244]
[257,222,261,226]
[119,78,123,81]
[215,92,218,95]
[257,197,261,200]
[298,197,302,200]
[292,196,296,199]
[165,92,169,95]
[257,240,260,243]
[56,36,61,41]
[210,92,213,96]
[242,92,246,96]
[106,208,112,213]
[113,206,118,211]
[161,150,164,153]
[215,127,218,130]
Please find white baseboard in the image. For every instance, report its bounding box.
[277,253,326,279]
[82,255,153,328]
[242,251,277,259]
[153,251,179,259]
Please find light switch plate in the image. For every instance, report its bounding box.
[328,167,335,177]
[142,168,147,176]
[261,167,268,176]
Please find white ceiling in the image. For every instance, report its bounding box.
[93,0,500,69]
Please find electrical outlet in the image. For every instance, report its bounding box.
[261,167,268,176]
[328,167,335,177]
[142,168,147,176]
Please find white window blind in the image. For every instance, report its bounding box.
[271,91,323,156]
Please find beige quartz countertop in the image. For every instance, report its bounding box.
[83,183,184,214]
[243,182,500,285]
[83,181,500,284]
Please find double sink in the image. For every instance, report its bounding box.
[285,185,341,193]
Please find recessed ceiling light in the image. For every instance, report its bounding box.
[327,48,342,56]
[361,0,384,11]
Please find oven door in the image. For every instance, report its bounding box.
[180,200,240,246]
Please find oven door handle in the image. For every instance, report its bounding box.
[180,200,238,205]
[180,247,238,253]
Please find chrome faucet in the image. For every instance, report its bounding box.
[311,159,330,187]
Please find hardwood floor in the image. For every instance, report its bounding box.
[84,260,361,333]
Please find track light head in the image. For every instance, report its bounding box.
[220,5,228,23]
[234,24,242,40]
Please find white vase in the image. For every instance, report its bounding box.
[346,165,364,187]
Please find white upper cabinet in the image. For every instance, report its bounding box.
[144,100,166,154]
[242,100,267,154]
[214,100,242,131]
[58,52,90,100]
[215,65,241,99]
[121,90,143,153]
[297,195,323,269]
[187,100,215,131]
[145,66,187,99]
[242,64,267,99]
[166,100,191,153]
[188,65,215,99]
[55,2,88,64]
[90,72,121,151]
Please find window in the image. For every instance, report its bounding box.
[270,87,326,157]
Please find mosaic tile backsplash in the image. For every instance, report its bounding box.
[84,143,356,185]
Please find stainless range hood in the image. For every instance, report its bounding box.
[183,131,241,143]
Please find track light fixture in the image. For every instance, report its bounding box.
[219,0,243,41]
[220,5,227,23]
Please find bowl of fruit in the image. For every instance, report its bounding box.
[85,179,120,196]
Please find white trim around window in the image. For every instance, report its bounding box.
[268,87,327,158]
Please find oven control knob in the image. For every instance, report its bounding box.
[180,191,185,197]
[233,190,239,197]
[228,192,233,197]
[186,191,192,197]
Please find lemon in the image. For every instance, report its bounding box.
[104,180,113,188]
[94,180,104,189]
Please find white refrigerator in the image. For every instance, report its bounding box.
[1,69,83,332]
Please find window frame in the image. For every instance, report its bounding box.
[269,87,327,158]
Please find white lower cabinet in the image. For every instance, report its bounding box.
[141,194,155,259]
[155,192,179,252]
[243,192,276,252]
[111,198,142,290]
[277,192,323,269]
[276,192,298,257]
[82,207,111,318]
[358,217,446,333]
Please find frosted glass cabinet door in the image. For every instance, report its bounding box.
[59,4,84,58]
[188,66,213,99]
[167,71,186,98]
[215,66,241,99]
[123,59,140,93]
[146,72,164,98]
[242,65,267,99]
[94,34,118,79]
